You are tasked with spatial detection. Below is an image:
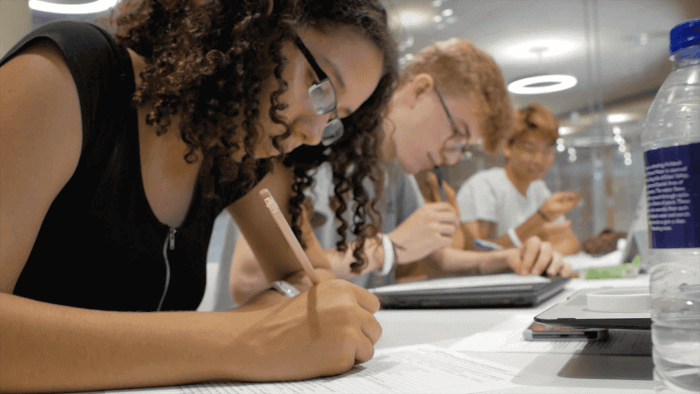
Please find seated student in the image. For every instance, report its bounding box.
[0,0,399,391]
[456,104,582,256]
[230,39,571,305]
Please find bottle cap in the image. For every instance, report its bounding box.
[670,18,700,54]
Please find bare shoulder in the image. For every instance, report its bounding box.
[1,39,82,166]
[0,40,82,291]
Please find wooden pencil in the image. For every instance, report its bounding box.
[259,188,321,285]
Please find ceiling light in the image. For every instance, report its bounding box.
[492,37,582,62]
[398,10,430,28]
[612,126,621,135]
[558,127,573,135]
[625,158,633,166]
[431,0,443,7]
[607,113,631,123]
[433,15,443,23]
[507,74,577,95]
[28,0,119,14]
[441,9,454,17]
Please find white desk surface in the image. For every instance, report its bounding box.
[102,274,653,394]
[372,274,653,394]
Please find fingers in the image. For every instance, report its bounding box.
[350,283,381,314]
[358,308,382,345]
[530,242,553,276]
[354,334,375,365]
[519,236,541,275]
[545,252,572,277]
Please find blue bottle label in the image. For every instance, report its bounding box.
[644,141,700,248]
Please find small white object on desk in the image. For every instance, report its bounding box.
[586,287,651,312]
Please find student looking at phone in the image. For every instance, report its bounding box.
[456,104,582,256]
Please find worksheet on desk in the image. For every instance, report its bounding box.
[117,344,521,394]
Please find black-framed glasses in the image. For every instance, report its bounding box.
[434,85,469,154]
[293,35,344,146]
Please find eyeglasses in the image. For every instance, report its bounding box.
[434,86,469,154]
[293,35,344,146]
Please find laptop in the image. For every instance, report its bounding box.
[369,273,570,309]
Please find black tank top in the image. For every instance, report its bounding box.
[1,21,265,311]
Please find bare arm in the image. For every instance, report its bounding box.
[1,44,379,392]
[0,42,221,392]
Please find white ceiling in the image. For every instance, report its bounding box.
[30,0,700,140]
[385,0,700,139]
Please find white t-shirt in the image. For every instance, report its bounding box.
[455,167,553,236]
[309,161,424,287]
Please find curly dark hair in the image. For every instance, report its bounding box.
[110,0,398,271]
[284,3,398,273]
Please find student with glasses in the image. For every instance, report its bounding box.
[0,0,399,391]
[456,103,582,257]
[230,39,572,304]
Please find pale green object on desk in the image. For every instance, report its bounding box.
[583,255,641,279]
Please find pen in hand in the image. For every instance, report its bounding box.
[260,189,321,285]
[433,165,447,202]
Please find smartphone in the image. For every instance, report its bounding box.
[523,322,608,341]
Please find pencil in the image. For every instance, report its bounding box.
[259,189,321,285]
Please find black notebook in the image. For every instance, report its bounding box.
[370,274,570,309]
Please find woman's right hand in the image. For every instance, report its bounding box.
[228,279,381,382]
[539,191,580,221]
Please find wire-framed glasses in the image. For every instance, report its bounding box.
[293,35,344,146]
[434,85,469,154]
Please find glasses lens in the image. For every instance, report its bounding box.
[444,134,468,152]
[321,118,344,146]
[309,80,337,115]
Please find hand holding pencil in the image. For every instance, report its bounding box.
[260,188,321,285]
[233,189,382,381]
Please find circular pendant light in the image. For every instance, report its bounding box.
[507,74,578,95]
[28,0,119,15]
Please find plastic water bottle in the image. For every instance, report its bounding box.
[641,18,700,393]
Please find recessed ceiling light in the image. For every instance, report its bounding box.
[558,127,573,135]
[433,15,443,23]
[441,9,454,17]
[507,74,577,95]
[398,10,431,28]
[607,113,631,123]
[28,0,119,14]
[492,37,582,62]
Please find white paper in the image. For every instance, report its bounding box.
[450,315,651,356]
[162,345,521,394]
[563,250,624,271]
[370,273,549,295]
